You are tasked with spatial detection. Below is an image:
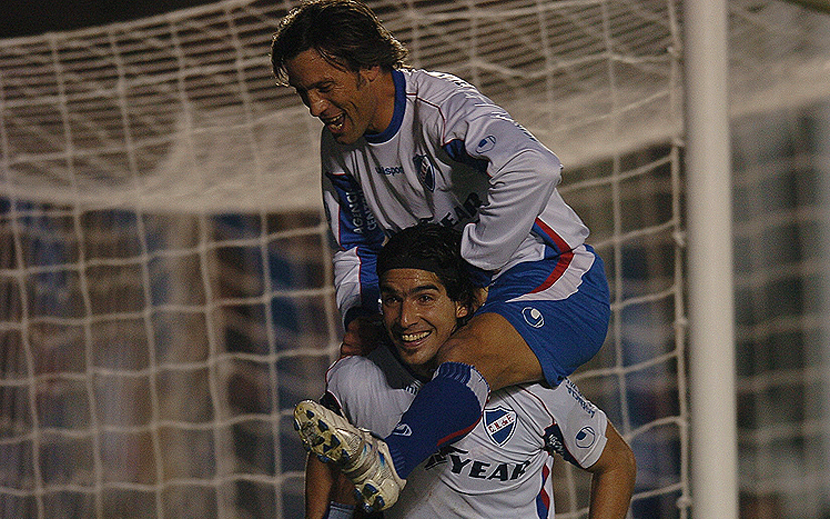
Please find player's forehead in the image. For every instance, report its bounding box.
[380,268,445,294]
[285,48,350,88]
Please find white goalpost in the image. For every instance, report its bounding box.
[683,1,737,518]
[1,1,829,518]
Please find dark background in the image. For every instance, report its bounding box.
[2,0,218,38]
[4,0,828,39]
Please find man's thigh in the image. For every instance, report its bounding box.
[442,245,610,388]
[437,311,543,391]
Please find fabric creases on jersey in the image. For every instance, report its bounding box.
[532,217,570,258]
[325,171,385,322]
[535,463,553,519]
[321,68,591,322]
[506,244,596,304]
[442,139,489,174]
[323,346,608,519]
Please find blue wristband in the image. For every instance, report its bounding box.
[324,502,355,519]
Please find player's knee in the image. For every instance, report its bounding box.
[437,325,543,390]
[434,334,475,365]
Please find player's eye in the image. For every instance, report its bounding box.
[294,89,310,105]
[382,295,400,305]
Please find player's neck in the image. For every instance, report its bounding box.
[366,70,397,135]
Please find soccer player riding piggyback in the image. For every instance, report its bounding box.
[272,0,614,512]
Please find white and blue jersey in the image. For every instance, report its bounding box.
[322,68,610,383]
[323,346,609,519]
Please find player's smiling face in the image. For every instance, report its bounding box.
[381,268,469,376]
[285,48,382,145]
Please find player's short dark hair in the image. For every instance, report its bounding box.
[377,223,478,314]
[271,0,409,85]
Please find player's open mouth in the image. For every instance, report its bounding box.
[400,330,430,343]
[322,113,345,132]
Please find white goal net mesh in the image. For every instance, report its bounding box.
[1,1,829,518]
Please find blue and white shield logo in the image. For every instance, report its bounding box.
[484,406,517,446]
[412,155,435,192]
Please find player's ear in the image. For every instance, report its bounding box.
[359,64,381,83]
[455,302,469,320]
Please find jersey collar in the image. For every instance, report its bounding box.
[364,69,406,144]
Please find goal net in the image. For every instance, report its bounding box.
[1,1,828,518]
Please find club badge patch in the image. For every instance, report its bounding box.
[484,406,517,446]
[412,155,435,192]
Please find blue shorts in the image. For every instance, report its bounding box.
[475,244,610,386]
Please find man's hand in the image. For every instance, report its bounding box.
[340,315,384,357]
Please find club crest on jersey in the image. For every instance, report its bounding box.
[484,406,517,446]
[412,155,435,192]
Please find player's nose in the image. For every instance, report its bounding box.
[398,299,419,327]
[307,92,327,116]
